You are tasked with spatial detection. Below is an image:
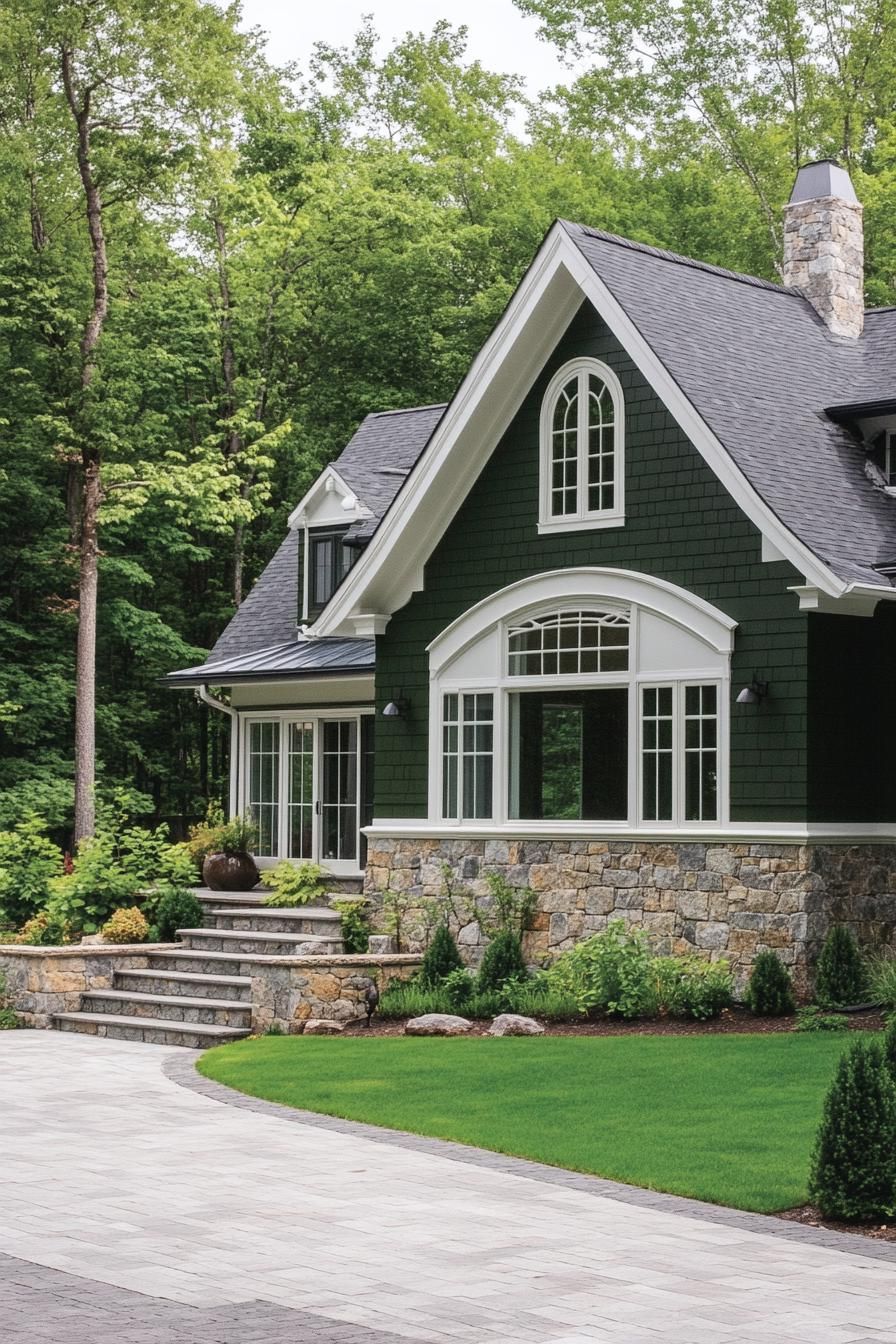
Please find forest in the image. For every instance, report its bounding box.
[1,0,895,843]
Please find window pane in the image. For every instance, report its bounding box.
[460,693,493,819]
[641,686,673,822]
[507,610,630,675]
[312,537,334,606]
[288,722,313,859]
[684,684,718,822]
[509,689,627,821]
[247,721,280,857]
[550,377,579,517]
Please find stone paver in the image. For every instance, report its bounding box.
[4,1032,896,1344]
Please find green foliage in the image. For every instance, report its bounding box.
[332,898,370,954]
[185,802,226,866]
[441,968,475,1010]
[381,889,415,951]
[265,1022,285,1036]
[377,974,580,1022]
[0,816,62,929]
[420,923,464,986]
[809,1039,896,1221]
[147,886,204,942]
[262,861,328,906]
[794,1006,849,1033]
[14,910,71,946]
[651,956,734,1021]
[547,920,655,1019]
[814,926,868,1009]
[867,954,896,1009]
[477,929,528,993]
[471,871,536,938]
[204,813,257,858]
[0,972,18,1029]
[746,950,796,1017]
[884,1016,896,1083]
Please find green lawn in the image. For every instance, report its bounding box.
[198,1033,858,1213]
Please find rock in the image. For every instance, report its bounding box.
[302,1019,344,1035]
[488,1014,545,1037]
[80,935,104,946]
[405,1013,472,1036]
[367,935,397,955]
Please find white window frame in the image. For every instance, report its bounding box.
[538,356,626,534]
[239,708,366,871]
[427,570,734,835]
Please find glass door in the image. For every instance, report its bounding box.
[319,718,359,872]
[287,722,314,860]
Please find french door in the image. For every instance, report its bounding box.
[244,714,364,874]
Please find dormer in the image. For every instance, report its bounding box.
[826,398,896,496]
[288,466,374,623]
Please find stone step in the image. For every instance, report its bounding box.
[209,907,341,935]
[51,1012,250,1049]
[176,928,343,957]
[80,990,252,1027]
[194,874,363,907]
[113,968,252,1001]
[145,949,262,975]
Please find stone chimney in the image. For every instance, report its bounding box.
[782,159,864,339]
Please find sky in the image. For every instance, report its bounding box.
[240,0,578,95]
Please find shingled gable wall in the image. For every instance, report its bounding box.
[365,299,896,988]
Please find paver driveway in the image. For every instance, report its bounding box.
[4,1031,896,1344]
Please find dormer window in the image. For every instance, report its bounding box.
[538,357,625,533]
[308,531,355,618]
[870,429,896,486]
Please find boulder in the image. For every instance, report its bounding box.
[302,1019,344,1035]
[488,1014,545,1037]
[405,1013,472,1036]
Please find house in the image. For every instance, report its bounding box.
[168,160,896,986]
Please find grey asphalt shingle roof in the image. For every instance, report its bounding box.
[166,636,376,686]
[179,403,444,676]
[563,221,896,588]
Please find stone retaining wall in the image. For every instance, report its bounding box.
[248,954,422,1033]
[364,838,896,992]
[0,944,162,1027]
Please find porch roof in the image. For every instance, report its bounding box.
[164,636,375,687]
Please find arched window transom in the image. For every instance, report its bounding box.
[539,358,625,533]
[508,609,630,676]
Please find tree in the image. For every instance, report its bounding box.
[809,1038,896,1221]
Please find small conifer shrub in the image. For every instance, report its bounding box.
[884,1015,896,1083]
[808,1038,896,1221]
[477,928,528,993]
[745,950,796,1016]
[814,926,867,1008]
[420,924,464,987]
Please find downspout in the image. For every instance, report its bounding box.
[196,685,239,818]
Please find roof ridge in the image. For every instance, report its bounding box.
[561,220,797,296]
[366,402,448,419]
[865,306,896,316]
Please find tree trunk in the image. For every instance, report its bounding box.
[73,459,99,840]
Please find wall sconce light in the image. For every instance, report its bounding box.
[736,676,769,705]
[382,691,409,718]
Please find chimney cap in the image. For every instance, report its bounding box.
[789,159,859,205]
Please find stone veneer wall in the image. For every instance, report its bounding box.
[365,839,896,993]
[0,945,158,1027]
[249,954,422,1033]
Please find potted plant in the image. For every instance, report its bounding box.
[200,813,259,892]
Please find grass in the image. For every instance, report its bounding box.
[198,1032,860,1213]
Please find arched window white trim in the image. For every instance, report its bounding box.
[538,357,625,533]
[427,569,734,833]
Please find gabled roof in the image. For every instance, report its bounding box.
[175,403,445,674]
[166,637,375,687]
[314,219,896,638]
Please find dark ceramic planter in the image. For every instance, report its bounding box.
[202,851,260,892]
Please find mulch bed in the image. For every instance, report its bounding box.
[778,1204,896,1242]
[341,1006,886,1038]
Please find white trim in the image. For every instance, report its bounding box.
[365,820,896,843]
[789,584,884,617]
[538,356,625,531]
[313,223,857,637]
[287,464,372,530]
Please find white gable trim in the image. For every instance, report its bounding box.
[313,225,851,636]
[288,464,372,530]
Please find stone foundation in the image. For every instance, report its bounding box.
[365,838,896,992]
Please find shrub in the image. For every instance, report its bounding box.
[147,887,204,942]
[420,924,464,986]
[745,950,796,1017]
[381,889,415,951]
[867,954,896,1009]
[547,920,656,1019]
[101,907,149,944]
[262,861,328,906]
[332,898,370,954]
[376,975,580,1023]
[185,801,226,866]
[441,968,475,1010]
[0,816,62,930]
[809,1038,896,1221]
[210,813,257,856]
[651,955,734,1020]
[885,1015,896,1083]
[815,926,867,1008]
[15,910,71,946]
[477,929,528,993]
[794,1005,849,1032]
[0,970,18,1029]
[472,871,537,938]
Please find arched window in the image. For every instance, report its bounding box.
[428,569,734,831]
[539,358,625,532]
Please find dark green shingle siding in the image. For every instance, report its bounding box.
[376,301,809,823]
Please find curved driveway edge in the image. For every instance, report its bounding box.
[167,1051,896,1266]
